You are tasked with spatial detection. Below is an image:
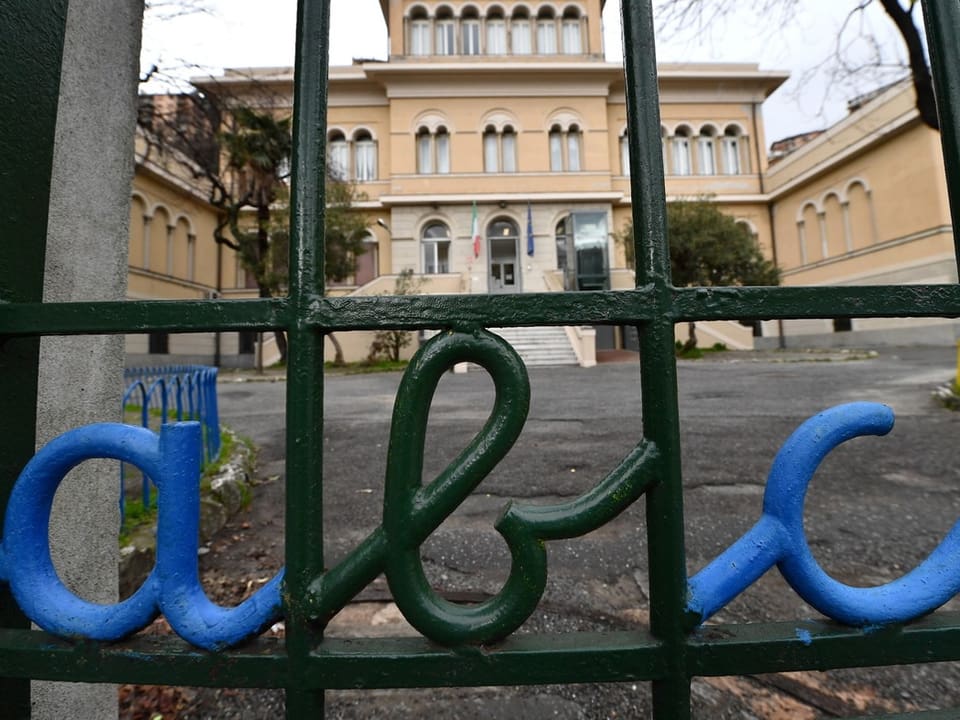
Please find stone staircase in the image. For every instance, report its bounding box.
[490,326,579,367]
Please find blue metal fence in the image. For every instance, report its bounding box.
[121,366,220,516]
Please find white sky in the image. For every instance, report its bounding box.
[140,0,915,146]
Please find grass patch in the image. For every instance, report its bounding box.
[675,342,728,360]
[119,498,157,545]
[120,426,253,544]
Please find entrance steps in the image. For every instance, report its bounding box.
[489,326,579,367]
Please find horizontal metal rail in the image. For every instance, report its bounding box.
[3,283,960,336]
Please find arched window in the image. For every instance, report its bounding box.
[672,125,692,176]
[129,194,148,270]
[416,127,434,173]
[409,6,431,55]
[187,234,196,281]
[487,7,507,55]
[435,126,450,174]
[483,126,499,172]
[697,125,716,175]
[353,130,376,182]
[488,217,520,292]
[561,7,582,54]
[511,8,532,54]
[846,180,876,249]
[483,124,517,173]
[566,123,582,171]
[722,125,744,174]
[502,125,517,172]
[549,124,563,171]
[435,6,456,55]
[354,231,380,286]
[462,7,481,55]
[328,131,349,180]
[549,121,582,172]
[536,7,557,54]
[660,125,668,174]
[422,222,451,274]
[620,129,630,176]
[417,126,450,175]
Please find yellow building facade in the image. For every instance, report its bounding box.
[127,129,255,366]
[762,79,956,347]
[127,0,954,365]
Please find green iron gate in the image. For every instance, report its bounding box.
[4,1,960,718]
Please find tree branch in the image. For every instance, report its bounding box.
[877,0,939,129]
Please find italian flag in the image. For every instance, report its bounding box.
[471,201,480,259]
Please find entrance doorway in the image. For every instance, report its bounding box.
[488,218,520,293]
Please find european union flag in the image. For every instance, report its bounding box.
[526,202,534,257]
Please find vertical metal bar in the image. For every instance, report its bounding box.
[0,1,70,716]
[286,0,331,715]
[621,0,691,716]
[922,0,960,270]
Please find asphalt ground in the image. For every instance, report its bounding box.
[198,344,960,719]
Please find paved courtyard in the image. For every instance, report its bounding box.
[202,344,960,718]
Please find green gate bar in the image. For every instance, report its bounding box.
[0,1,71,716]
[2,1,960,718]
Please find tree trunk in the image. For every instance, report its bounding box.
[252,201,289,365]
[879,0,939,130]
[681,321,698,353]
[328,332,345,366]
[256,283,288,365]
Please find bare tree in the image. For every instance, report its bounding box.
[144,0,213,21]
[138,76,370,364]
[655,0,938,129]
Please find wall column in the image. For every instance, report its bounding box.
[32,1,143,717]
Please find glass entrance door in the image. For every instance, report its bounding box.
[488,219,520,293]
[490,259,516,292]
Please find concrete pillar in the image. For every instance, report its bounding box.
[32,1,144,718]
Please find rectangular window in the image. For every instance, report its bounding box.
[436,133,450,174]
[436,21,455,55]
[561,20,581,53]
[462,21,480,55]
[354,142,376,181]
[549,132,563,171]
[484,133,499,173]
[329,142,349,180]
[722,137,741,174]
[148,332,169,355]
[423,240,450,273]
[502,133,516,172]
[620,136,630,176]
[411,21,431,55]
[417,134,433,174]
[238,331,257,355]
[672,137,691,176]
[567,132,581,172]
[487,20,507,55]
[537,20,556,53]
[512,20,531,54]
[697,138,715,175]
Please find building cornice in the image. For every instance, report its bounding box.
[764,79,918,197]
[377,191,625,206]
[766,108,919,200]
[615,192,771,205]
[200,62,789,99]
